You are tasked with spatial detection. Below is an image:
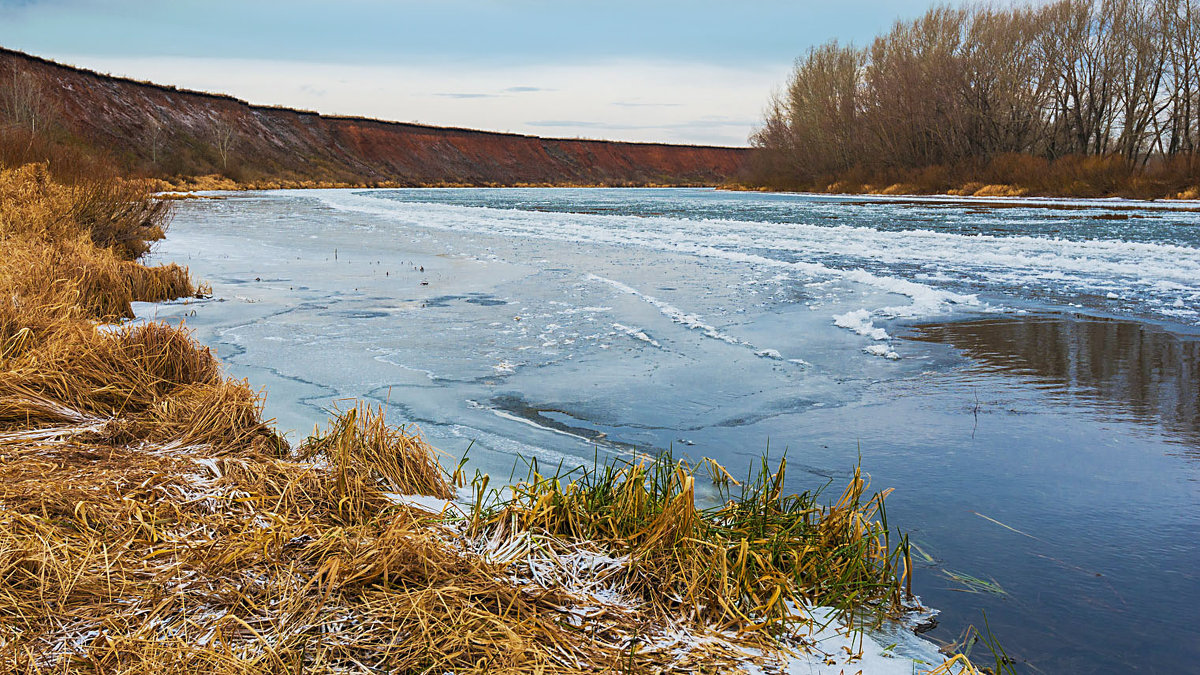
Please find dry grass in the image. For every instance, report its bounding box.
[0,162,978,673]
[0,396,766,673]
[0,414,905,674]
[743,151,1200,200]
[160,175,391,192]
[298,403,455,503]
[156,175,674,193]
[0,163,197,320]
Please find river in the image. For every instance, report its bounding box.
[141,187,1200,673]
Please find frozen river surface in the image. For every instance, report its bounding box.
[143,188,1200,674]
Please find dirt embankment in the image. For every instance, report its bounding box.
[0,47,748,186]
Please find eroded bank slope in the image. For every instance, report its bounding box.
[0,48,747,188]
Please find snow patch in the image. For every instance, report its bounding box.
[382,492,465,515]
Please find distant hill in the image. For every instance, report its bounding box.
[0,47,748,186]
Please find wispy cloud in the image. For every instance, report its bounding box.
[613,101,682,108]
[437,87,550,99]
[528,117,756,131]
[526,120,604,128]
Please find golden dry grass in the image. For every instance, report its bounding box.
[298,403,455,508]
[0,415,897,674]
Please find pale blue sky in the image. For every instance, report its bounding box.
[1,1,970,145]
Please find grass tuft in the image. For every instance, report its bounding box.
[471,452,904,635]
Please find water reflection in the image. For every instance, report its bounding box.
[909,315,1200,447]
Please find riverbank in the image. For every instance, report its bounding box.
[0,167,976,672]
[160,174,724,192]
[728,181,1200,201]
[736,154,1200,202]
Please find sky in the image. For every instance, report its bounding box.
[1,0,964,146]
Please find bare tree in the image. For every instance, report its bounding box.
[749,92,801,186]
[1162,0,1200,161]
[1109,0,1170,164]
[1,69,52,139]
[787,43,864,176]
[749,43,867,187]
[960,5,1055,158]
[211,115,237,171]
[750,0,1200,186]
[862,7,971,168]
[144,117,167,167]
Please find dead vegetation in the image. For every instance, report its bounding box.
[0,162,972,673]
[0,409,914,673]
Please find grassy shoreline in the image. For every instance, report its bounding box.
[725,180,1200,202]
[739,151,1200,202]
[167,168,1200,205]
[0,163,984,673]
[157,174,725,192]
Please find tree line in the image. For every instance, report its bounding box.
[749,0,1200,196]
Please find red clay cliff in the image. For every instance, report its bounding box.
[0,47,748,186]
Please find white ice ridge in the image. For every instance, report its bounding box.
[324,191,1200,287]
[589,275,805,362]
[611,322,661,348]
[308,191,985,320]
[310,190,1200,324]
[587,274,753,347]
